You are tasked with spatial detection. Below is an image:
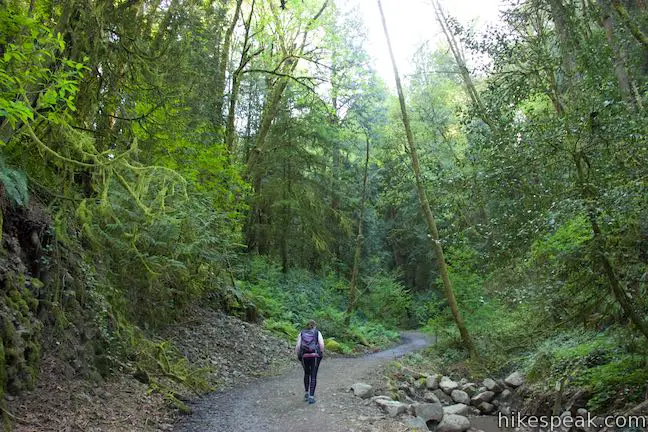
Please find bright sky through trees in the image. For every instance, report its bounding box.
[338,0,504,84]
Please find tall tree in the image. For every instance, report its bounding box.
[377,0,478,359]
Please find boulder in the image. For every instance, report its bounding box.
[444,404,473,416]
[375,399,408,417]
[482,378,503,392]
[437,414,471,432]
[497,389,512,401]
[406,416,430,431]
[451,390,471,405]
[504,371,524,387]
[424,391,441,403]
[413,402,444,422]
[477,402,495,414]
[433,389,454,405]
[426,374,441,390]
[471,391,495,405]
[440,376,459,394]
[461,383,477,396]
[351,383,373,399]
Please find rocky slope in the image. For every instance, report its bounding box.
[5,307,294,431]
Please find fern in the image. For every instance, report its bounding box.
[0,157,28,206]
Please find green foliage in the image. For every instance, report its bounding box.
[521,329,648,413]
[0,157,27,206]
[0,7,85,129]
[263,319,298,342]
[240,257,400,351]
[358,273,412,328]
[531,215,592,263]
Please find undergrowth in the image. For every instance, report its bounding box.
[239,257,400,353]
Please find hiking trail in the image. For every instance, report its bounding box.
[174,331,434,432]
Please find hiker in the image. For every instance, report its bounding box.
[295,319,325,404]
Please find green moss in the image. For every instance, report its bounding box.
[0,340,5,392]
[29,278,44,290]
[324,338,342,352]
[0,272,43,398]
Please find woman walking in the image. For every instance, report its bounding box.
[295,320,325,404]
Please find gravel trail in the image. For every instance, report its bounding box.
[174,331,434,432]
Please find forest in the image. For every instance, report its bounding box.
[0,0,647,429]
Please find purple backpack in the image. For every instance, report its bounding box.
[299,329,320,357]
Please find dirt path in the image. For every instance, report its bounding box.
[174,332,434,432]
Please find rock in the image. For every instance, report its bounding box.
[398,390,416,404]
[423,391,441,403]
[406,416,430,431]
[477,402,495,414]
[415,377,427,390]
[443,404,472,416]
[426,374,440,390]
[482,378,503,392]
[437,414,471,432]
[433,389,454,405]
[371,395,392,402]
[559,411,573,432]
[375,399,408,417]
[351,383,373,399]
[451,390,471,405]
[413,402,444,422]
[461,383,477,395]
[499,404,511,416]
[471,391,495,405]
[513,384,531,398]
[497,389,512,401]
[566,389,589,411]
[440,376,459,394]
[504,371,524,387]
[576,408,588,417]
[403,367,427,380]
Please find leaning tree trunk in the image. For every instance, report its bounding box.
[345,131,370,325]
[377,0,478,359]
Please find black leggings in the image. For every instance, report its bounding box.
[301,357,321,396]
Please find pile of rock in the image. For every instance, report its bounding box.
[350,370,527,432]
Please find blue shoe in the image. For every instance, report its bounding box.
[304,392,309,401]
[308,396,316,404]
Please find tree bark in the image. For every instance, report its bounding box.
[378,0,479,359]
[215,0,243,133]
[574,151,648,342]
[225,0,258,153]
[432,1,494,132]
[346,131,370,324]
[597,0,644,110]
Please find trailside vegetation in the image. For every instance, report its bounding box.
[0,0,646,420]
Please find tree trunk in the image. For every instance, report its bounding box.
[546,0,577,77]
[377,0,479,359]
[432,1,494,132]
[597,0,644,110]
[215,0,243,133]
[225,0,258,153]
[574,151,648,342]
[346,131,370,324]
[245,0,329,252]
